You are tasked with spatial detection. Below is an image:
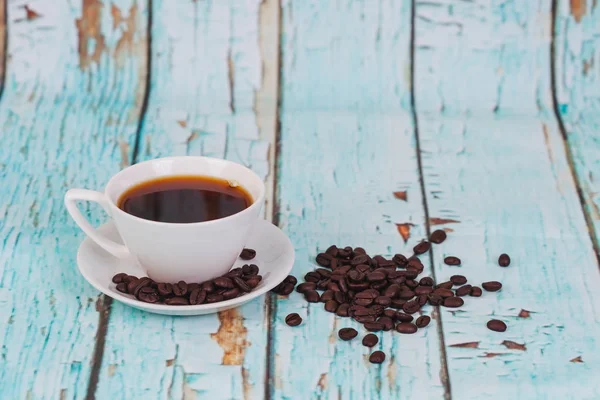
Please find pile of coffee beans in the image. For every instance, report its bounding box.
[111,248,262,305]
[278,230,511,364]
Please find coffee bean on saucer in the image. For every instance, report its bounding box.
[165,297,190,306]
[396,323,418,334]
[415,315,431,328]
[444,256,461,266]
[233,277,252,292]
[126,277,140,294]
[443,297,464,308]
[201,281,216,293]
[222,288,240,300]
[226,268,243,278]
[369,351,386,364]
[157,283,173,297]
[116,282,128,293]
[304,290,320,303]
[214,277,234,289]
[482,281,502,292]
[430,229,447,244]
[112,273,128,284]
[206,293,224,303]
[455,284,472,297]
[487,319,507,332]
[189,289,207,305]
[285,313,302,326]
[123,275,138,284]
[132,277,152,297]
[470,286,482,297]
[242,264,260,276]
[240,248,256,260]
[362,333,379,347]
[137,287,160,303]
[498,253,511,267]
[413,241,431,255]
[450,275,467,285]
[245,275,262,289]
[324,300,339,313]
[338,328,358,341]
[172,280,189,296]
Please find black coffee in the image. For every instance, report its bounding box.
[118,175,252,223]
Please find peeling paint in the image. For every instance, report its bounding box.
[119,141,130,167]
[114,3,139,68]
[165,359,174,367]
[518,309,531,318]
[76,0,106,69]
[395,223,413,243]
[108,364,117,377]
[480,353,504,358]
[317,372,327,391]
[570,356,584,363]
[429,218,460,225]
[210,309,248,365]
[449,342,480,348]
[24,5,42,21]
[570,0,587,22]
[501,340,526,351]
[393,191,408,201]
[242,367,252,400]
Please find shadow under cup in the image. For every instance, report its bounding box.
[104,157,266,284]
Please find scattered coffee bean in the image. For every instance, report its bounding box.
[455,284,472,297]
[444,256,461,266]
[395,312,414,323]
[324,300,339,313]
[392,253,408,267]
[403,300,421,314]
[415,286,433,295]
[433,288,454,298]
[364,322,385,332]
[450,275,467,285]
[377,316,394,331]
[428,294,443,306]
[316,253,333,267]
[419,277,434,286]
[443,297,464,308]
[482,281,502,292]
[112,273,128,284]
[336,303,350,317]
[487,319,507,332]
[369,351,386,364]
[362,333,379,347]
[304,290,320,303]
[240,248,256,260]
[296,282,317,293]
[415,315,431,328]
[285,313,302,326]
[436,281,453,290]
[470,286,482,297]
[430,229,447,244]
[498,253,511,267]
[338,328,358,341]
[413,241,431,255]
[396,323,418,334]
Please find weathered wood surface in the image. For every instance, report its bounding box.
[0,0,147,399]
[1,0,600,399]
[94,1,279,399]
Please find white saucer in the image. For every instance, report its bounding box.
[77,219,294,316]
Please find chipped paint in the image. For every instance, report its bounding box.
[393,191,408,201]
[119,141,130,167]
[165,359,174,367]
[76,0,106,69]
[210,309,249,365]
[570,0,587,22]
[242,367,252,400]
[114,3,139,68]
[570,356,584,363]
[24,5,41,21]
[501,341,526,351]
[396,223,413,243]
[317,373,327,391]
[518,309,531,318]
[480,353,504,358]
[107,364,117,377]
[449,342,480,349]
[429,218,460,225]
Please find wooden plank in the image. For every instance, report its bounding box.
[94,1,279,398]
[271,1,447,399]
[414,0,600,398]
[0,0,147,399]
[554,0,600,251]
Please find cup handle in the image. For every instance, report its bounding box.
[64,189,130,259]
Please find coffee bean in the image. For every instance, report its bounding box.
[233,277,252,292]
[362,333,379,347]
[355,264,371,274]
[327,282,341,292]
[417,294,428,306]
[165,296,190,306]
[498,253,511,267]
[367,271,385,282]
[354,315,376,324]
[370,281,387,291]
[482,281,502,292]
[348,282,370,291]
[242,264,260,276]
[112,273,128,284]
[315,268,331,278]
[369,351,386,364]
[172,280,189,296]
[383,284,401,298]
[116,282,128,293]
[373,296,391,307]
[407,258,424,271]
[227,268,243,278]
[450,275,467,285]
[132,277,152,297]
[347,270,364,283]
[215,277,235,289]
[245,276,262,289]
[377,316,394,331]
[430,229,447,244]
[415,315,431,328]
[201,281,216,293]
[189,289,207,305]
[392,253,408,267]
[395,312,414,323]
[334,291,346,304]
[455,284,472,297]
[428,294,443,306]
[415,286,433,295]
[402,300,421,314]
[304,290,320,303]
[444,256,461,266]
[351,254,370,266]
[285,313,302,326]
[283,275,297,286]
[378,260,396,269]
[240,248,256,260]
[443,297,464,308]
[122,275,137,284]
[390,299,406,309]
[433,288,454,298]
[206,293,224,303]
[364,322,385,332]
[436,281,453,290]
[126,277,140,294]
[320,290,334,302]
[404,270,419,279]
[316,253,333,267]
[413,241,431,255]
[326,245,339,257]
[222,288,240,300]
[338,328,358,341]
[396,323,418,334]
[419,277,434,286]
[354,247,366,255]
[398,290,416,300]
[487,319,507,332]
[470,286,482,297]
[296,282,317,293]
[318,279,331,290]
[338,278,349,293]
[304,272,319,283]
[356,289,379,300]
[405,279,419,289]
[336,303,350,317]
[338,247,353,258]
[137,287,159,303]
[324,300,339,313]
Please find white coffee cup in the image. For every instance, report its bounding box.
[65,156,265,283]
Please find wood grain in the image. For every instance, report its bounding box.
[415,0,600,398]
[0,1,147,399]
[271,1,446,399]
[94,1,279,399]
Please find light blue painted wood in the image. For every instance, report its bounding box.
[272,1,446,399]
[415,0,600,398]
[95,1,278,399]
[0,0,148,399]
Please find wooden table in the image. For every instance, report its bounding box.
[1,0,599,399]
